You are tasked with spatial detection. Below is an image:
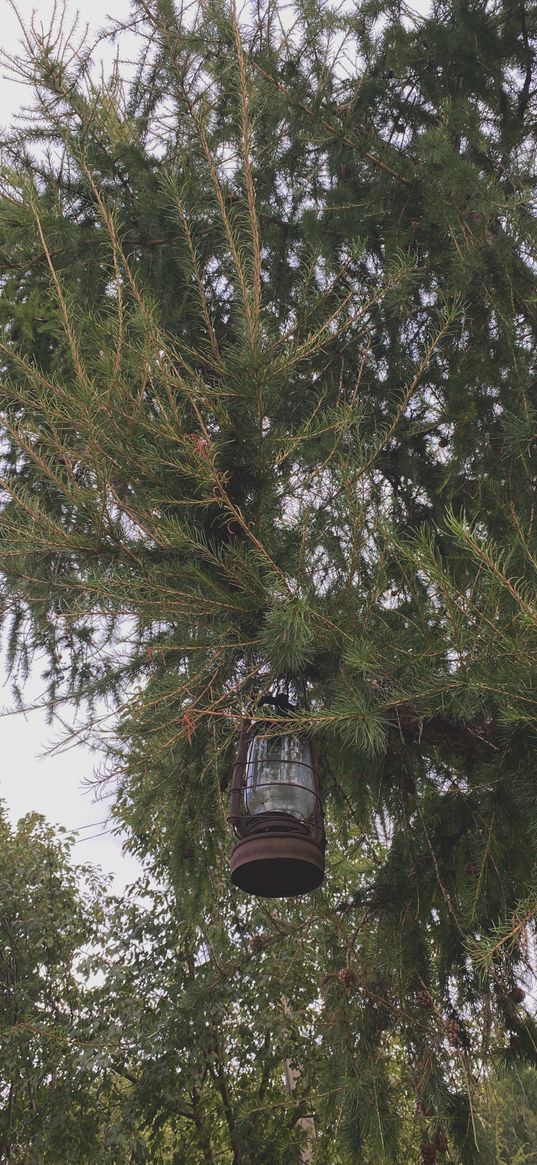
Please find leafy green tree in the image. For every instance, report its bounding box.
[5,807,537,1165]
[0,807,110,1162]
[0,811,410,1165]
[1,0,537,1159]
[480,1065,537,1164]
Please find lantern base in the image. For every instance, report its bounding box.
[230,833,325,897]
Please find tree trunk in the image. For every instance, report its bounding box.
[284,1057,315,1163]
[282,1000,315,1163]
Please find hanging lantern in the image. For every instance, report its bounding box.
[228,696,325,897]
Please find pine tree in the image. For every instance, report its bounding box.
[1,0,537,1158]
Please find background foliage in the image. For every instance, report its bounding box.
[0,0,537,1159]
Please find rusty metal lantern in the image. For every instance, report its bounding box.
[228,695,325,897]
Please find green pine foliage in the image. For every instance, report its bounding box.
[0,0,537,1158]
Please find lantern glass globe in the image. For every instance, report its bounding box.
[245,733,316,820]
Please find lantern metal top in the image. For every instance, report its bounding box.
[227,697,326,898]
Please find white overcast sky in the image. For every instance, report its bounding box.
[0,0,138,888]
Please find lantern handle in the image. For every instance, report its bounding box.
[309,737,326,850]
[227,719,251,831]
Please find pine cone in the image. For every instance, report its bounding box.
[250,934,265,953]
[435,1132,448,1153]
[446,1017,460,1048]
[510,986,526,1003]
[420,1141,437,1164]
[417,989,434,1009]
[338,967,357,988]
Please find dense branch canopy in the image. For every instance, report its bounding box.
[0,0,537,1159]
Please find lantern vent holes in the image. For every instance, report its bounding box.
[242,812,310,837]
